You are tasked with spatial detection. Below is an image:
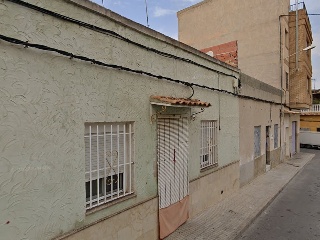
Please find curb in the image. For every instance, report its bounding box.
[233,153,315,240]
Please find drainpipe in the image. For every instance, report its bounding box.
[295,0,299,70]
[279,15,283,158]
[279,13,284,160]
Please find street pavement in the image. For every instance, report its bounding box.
[237,148,320,240]
[165,151,315,240]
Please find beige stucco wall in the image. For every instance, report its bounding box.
[0,0,240,239]
[239,73,284,186]
[61,198,158,240]
[239,100,281,186]
[178,0,290,89]
[189,160,239,218]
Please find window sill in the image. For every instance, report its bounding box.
[86,193,137,216]
[200,163,218,173]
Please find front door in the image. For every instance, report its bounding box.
[266,126,270,171]
[157,116,189,239]
[292,121,296,155]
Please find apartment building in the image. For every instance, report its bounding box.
[177,0,314,185]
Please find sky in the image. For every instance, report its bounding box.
[91,0,320,89]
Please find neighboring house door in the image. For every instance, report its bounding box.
[292,121,296,155]
[286,127,290,157]
[157,116,189,239]
[266,126,270,170]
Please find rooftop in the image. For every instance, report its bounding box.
[289,1,306,12]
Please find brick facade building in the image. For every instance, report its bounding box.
[289,4,313,109]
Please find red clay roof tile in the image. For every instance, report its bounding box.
[150,95,211,107]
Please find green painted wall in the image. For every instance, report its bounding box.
[0,0,239,239]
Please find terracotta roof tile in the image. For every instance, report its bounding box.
[150,95,211,107]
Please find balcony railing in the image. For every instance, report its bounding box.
[289,2,306,12]
[301,104,320,112]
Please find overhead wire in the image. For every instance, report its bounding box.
[6,0,238,80]
[0,34,281,105]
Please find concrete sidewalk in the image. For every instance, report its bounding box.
[165,152,315,240]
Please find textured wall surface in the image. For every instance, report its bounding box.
[189,161,239,218]
[63,198,158,240]
[0,0,239,239]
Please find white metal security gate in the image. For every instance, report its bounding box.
[292,121,296,154]
[157,116,189,209]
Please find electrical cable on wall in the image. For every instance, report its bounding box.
[0,34,281,106]
[6,0,239,80]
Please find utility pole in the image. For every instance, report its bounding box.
[144,0,150,27]
[312,79,316,90]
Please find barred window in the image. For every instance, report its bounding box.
[85,122,134,210]
[274,124,279,148]
[200,121,218,169]
[254,126,261,158]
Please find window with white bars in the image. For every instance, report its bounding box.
[200,121,218,169]
[84,122,134,210]
[254,126,261,158]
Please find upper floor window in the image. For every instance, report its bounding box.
[200,120,218,169]
[85,122,134,210]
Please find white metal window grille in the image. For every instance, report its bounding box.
[84,122,134,210]
[274,124,279,148]
[254,126,261,158]
[200,120,218,169]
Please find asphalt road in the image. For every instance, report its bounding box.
[237,148,320,240]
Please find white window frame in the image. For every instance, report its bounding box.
[200,120,218,169]
[84,122,134,210]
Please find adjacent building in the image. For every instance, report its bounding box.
[301,90,320,132]
[178,0,290,90]
[178,0,313,185]
[239,73,283,185]
[289,2,313,109]
[300,107,320,132]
